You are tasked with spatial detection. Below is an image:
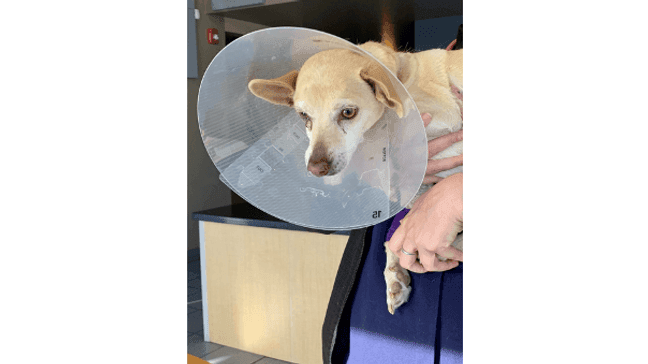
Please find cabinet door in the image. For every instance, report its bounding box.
[187,0,198,79]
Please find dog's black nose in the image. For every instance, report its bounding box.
[307,160,330,177]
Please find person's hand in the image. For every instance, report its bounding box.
[388,172,463,273]
[421,113,463,184]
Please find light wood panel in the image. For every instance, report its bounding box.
[187,354,209,364]
[203,222,348,364]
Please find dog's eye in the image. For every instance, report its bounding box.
[298,111,312,130]
[341,108,357,119]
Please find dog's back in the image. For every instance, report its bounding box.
[360,42,463,178]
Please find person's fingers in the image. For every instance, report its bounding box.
[398,241,427,273]
[400,255,426,273]
[435,245,464,261]
[422,113,432,127]
[400,240,417,256]
[431,258,460,272]
[403,261,426,274]
[419,253,460,272]
[428,130,463,159]
[387,227,406,254]
[417,249,438,271]
[425,155,463,176]
[422,175,443,184]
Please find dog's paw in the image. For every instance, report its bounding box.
[384,242,412,314]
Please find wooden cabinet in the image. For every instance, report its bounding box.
[198,220,348,364]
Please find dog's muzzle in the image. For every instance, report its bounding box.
[307,158,331,177]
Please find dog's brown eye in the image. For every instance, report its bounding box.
[342,108,357,119]
[297,112,312,130]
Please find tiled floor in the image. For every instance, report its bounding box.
[188,249,295,364]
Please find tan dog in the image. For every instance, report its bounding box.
[248,41,463,314]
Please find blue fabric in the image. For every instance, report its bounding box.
[348,327,436,363]
[386,208,410,242]
[345,216,463,363]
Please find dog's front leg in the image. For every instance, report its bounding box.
[384,241,412,314]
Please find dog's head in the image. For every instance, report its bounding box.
[248,49,403,177]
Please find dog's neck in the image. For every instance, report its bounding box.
[394,53,417,88]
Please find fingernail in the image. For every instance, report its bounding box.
[422,113,431,121]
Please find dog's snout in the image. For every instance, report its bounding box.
[307,143,331,177]
[307,159,330,176]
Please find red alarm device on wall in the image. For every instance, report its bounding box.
[207,28,219,44]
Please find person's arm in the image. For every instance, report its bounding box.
[387,113,463,273]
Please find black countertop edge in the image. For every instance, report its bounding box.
[192,203,352,236]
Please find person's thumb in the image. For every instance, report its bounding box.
[421,113,432,127]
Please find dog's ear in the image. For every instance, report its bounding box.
[248,70,299,107]
[360,63,404,118]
